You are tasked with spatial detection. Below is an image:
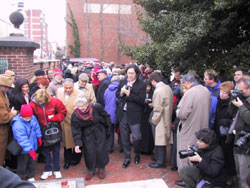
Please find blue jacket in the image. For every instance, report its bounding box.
[206,81,221,129]
[104,81,119,124]
[11,114,42,154]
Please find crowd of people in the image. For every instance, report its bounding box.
[0,61,249,188]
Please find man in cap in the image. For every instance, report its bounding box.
[74,73,96,103]
[29,69,46,96]
[96,69,110,106]
[0,74,17,166]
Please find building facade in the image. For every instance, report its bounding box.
[66,0,149,64]
[24,9,49,59]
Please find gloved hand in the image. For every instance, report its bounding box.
[29,150,37,161]
[38,138,42,147]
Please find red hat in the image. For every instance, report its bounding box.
[54,68,63,77]
[20,104,33,117]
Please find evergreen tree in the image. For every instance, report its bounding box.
[123,0,250,76]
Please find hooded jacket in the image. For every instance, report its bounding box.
[29,96,67,128]
[11,114,42,154]
[104,81,119,124]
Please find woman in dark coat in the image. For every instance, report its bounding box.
[140,80,154,154]
[10,78,30,111]
[213,81,236,185]
[71,96,111,180]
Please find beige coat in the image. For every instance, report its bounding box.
[176,84,211,167]
[152,82,173,146]
[0,90,14,165]
[57,87,80,149]
[74,82,96,103]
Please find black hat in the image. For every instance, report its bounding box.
[195,128,216,145]
[34,69,45,76]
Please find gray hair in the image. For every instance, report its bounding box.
[63,78,74,86]
[240,76,250,89]
[74,96,89,106]
[181,74,196,84]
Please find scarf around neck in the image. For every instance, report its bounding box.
[74,103,93,121]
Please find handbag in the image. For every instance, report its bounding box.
[196,180,212,188]
[7,124,33,156]
[7,140,22,156]
[42,122,62,146]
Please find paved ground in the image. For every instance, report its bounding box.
[34,137,180,187]
[34,136,239,188]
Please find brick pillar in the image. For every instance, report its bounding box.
[0,47,36,80]
[0,34,40,80]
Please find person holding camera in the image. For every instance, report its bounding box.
[178,128,227,188]
[116,64,146,168]
[231,76,250,188]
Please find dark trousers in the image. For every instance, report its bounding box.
[155,146,166,166]
[64,147,82,164]
[120,112,141,160]
[42,142,60,171]
[106,124,114,152]
[17,154,35,179]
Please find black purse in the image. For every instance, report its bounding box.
[7,125,33,156]
[42,122,62,146]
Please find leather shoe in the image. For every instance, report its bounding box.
[149,163,166,168]
[134,155,140,164]
[175,180,186,187]
[71,160,80,166]
[171,166,178,171]
[63,163,70,170]
[122,160,130,168]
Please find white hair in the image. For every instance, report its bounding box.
[74,96,89,106]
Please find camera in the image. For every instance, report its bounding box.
[234,130,250,148]
[179,145,199,159]
[230,90,243,100]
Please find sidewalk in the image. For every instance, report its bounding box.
[34,142,180,187]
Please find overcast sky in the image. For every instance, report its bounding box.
[0,0,66,46]
[23,0,66,46]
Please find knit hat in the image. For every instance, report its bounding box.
[20,104,33,117]
[96,69,107,75]
[195,128,216,145]
[54,68,63,77]
[34,69,45,76]
[0,74,14,88]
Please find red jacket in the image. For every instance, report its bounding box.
[30,97,67,128]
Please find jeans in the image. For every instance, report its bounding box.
[42,142,60,171]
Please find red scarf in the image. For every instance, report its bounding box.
[74,103,93,121]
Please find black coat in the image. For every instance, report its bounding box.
[116,77,146,125]
[9,93,30,111]
[96,77,110,106]
[213,97,233,139]
[197,144,227,187]
[71,103,111,170]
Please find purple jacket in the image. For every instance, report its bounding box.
[104,81,119,124]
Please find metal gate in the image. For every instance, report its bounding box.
[0,58,8,74]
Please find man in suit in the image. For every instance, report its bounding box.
[116,64,146,168]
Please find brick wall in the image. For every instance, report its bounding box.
[0,47,60,81]
[66,0,149,65]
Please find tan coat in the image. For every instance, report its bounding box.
[57,88,80,149]
[176,84,211,167]
[0,90,14,165]
[74,82,96,103]
[152,82,173,146]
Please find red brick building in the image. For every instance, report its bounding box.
[25,9,49,59]
[66,0,149,64]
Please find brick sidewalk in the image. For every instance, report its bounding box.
[34,140,180,187]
